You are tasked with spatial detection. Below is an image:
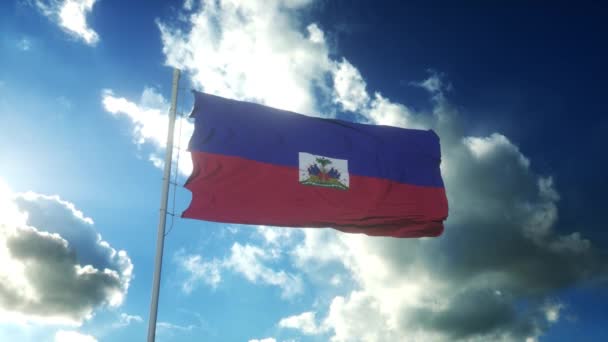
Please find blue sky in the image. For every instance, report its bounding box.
[1,1,607,341]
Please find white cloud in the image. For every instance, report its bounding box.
[113,313,143,328]
[330,275,342,286]
[0,177,133,325]
[325,292,399,342]
[307,23,325,44]
[148,154,164,169]
[157,0,330,114]
[332,58,369,112]
[412,70,451,94]
[248,338,276,342]
[174,227,297,296]
[543,302,563,323]
[226,243,303,298]
[155,320,199,340]
[175,252,222,293]
[464,133,530,168]
[292,229,352,269]
[278,311,325,335]
[176,242,303,299]
[101,87,193,176]
[367,92,425,128]
[183,0,194,11]
[256,225,297,247]
[54,330,97,342]
[157,321,193,330]
[34,0,99,45]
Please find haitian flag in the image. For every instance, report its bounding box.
[182,91,448,238]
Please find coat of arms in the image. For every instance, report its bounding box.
[299,153,349,190]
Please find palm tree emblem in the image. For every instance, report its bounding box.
[300,156,348,190]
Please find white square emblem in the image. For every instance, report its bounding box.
[298,152,349,190]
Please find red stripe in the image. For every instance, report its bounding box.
[183,152,448,238]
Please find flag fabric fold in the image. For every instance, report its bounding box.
[182,91,448,238]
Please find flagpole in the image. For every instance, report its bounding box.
[147,68,181,342]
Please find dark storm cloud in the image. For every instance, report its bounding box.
[0,192,132,324]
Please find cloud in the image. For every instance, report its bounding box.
[112,313,143,328]
[278,311,325,335]
[256,226,296,247]
[332,58,369,112]
[176,242,303,299]
[182,0,194,11]
[248,338,276,342]
[0,178,132,325]
[157,321,195,332]
[226,243,303,298]
[175,252,222,293]
[324,292,400,342]
[366,92,425,129]
[543,302,563,323]
[157,0,330,114]
[34,0,99,45]
[101,87,193,176]
[411,69,452,94]
[156,320,197,338]
[54,330,97,342]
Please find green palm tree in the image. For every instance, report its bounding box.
[315,157,332,173]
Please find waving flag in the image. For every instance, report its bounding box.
[182,91,448,238]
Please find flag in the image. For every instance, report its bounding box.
[182,91,448,238]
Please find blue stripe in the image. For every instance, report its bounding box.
[188,91,444,187]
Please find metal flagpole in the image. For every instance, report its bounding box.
[147,68,181,342]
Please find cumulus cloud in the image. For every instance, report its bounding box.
[157,0,331,114]
[0,178,132,325]
[102,87,193,176]
[175,242,303,299]
[324,292,400,342]
[34,0,99,45]
[54,330,97,342]
[332,58,369,112]
[248,338,276,342]
[366,92,425,128]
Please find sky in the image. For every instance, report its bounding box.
[0,0,607,341]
